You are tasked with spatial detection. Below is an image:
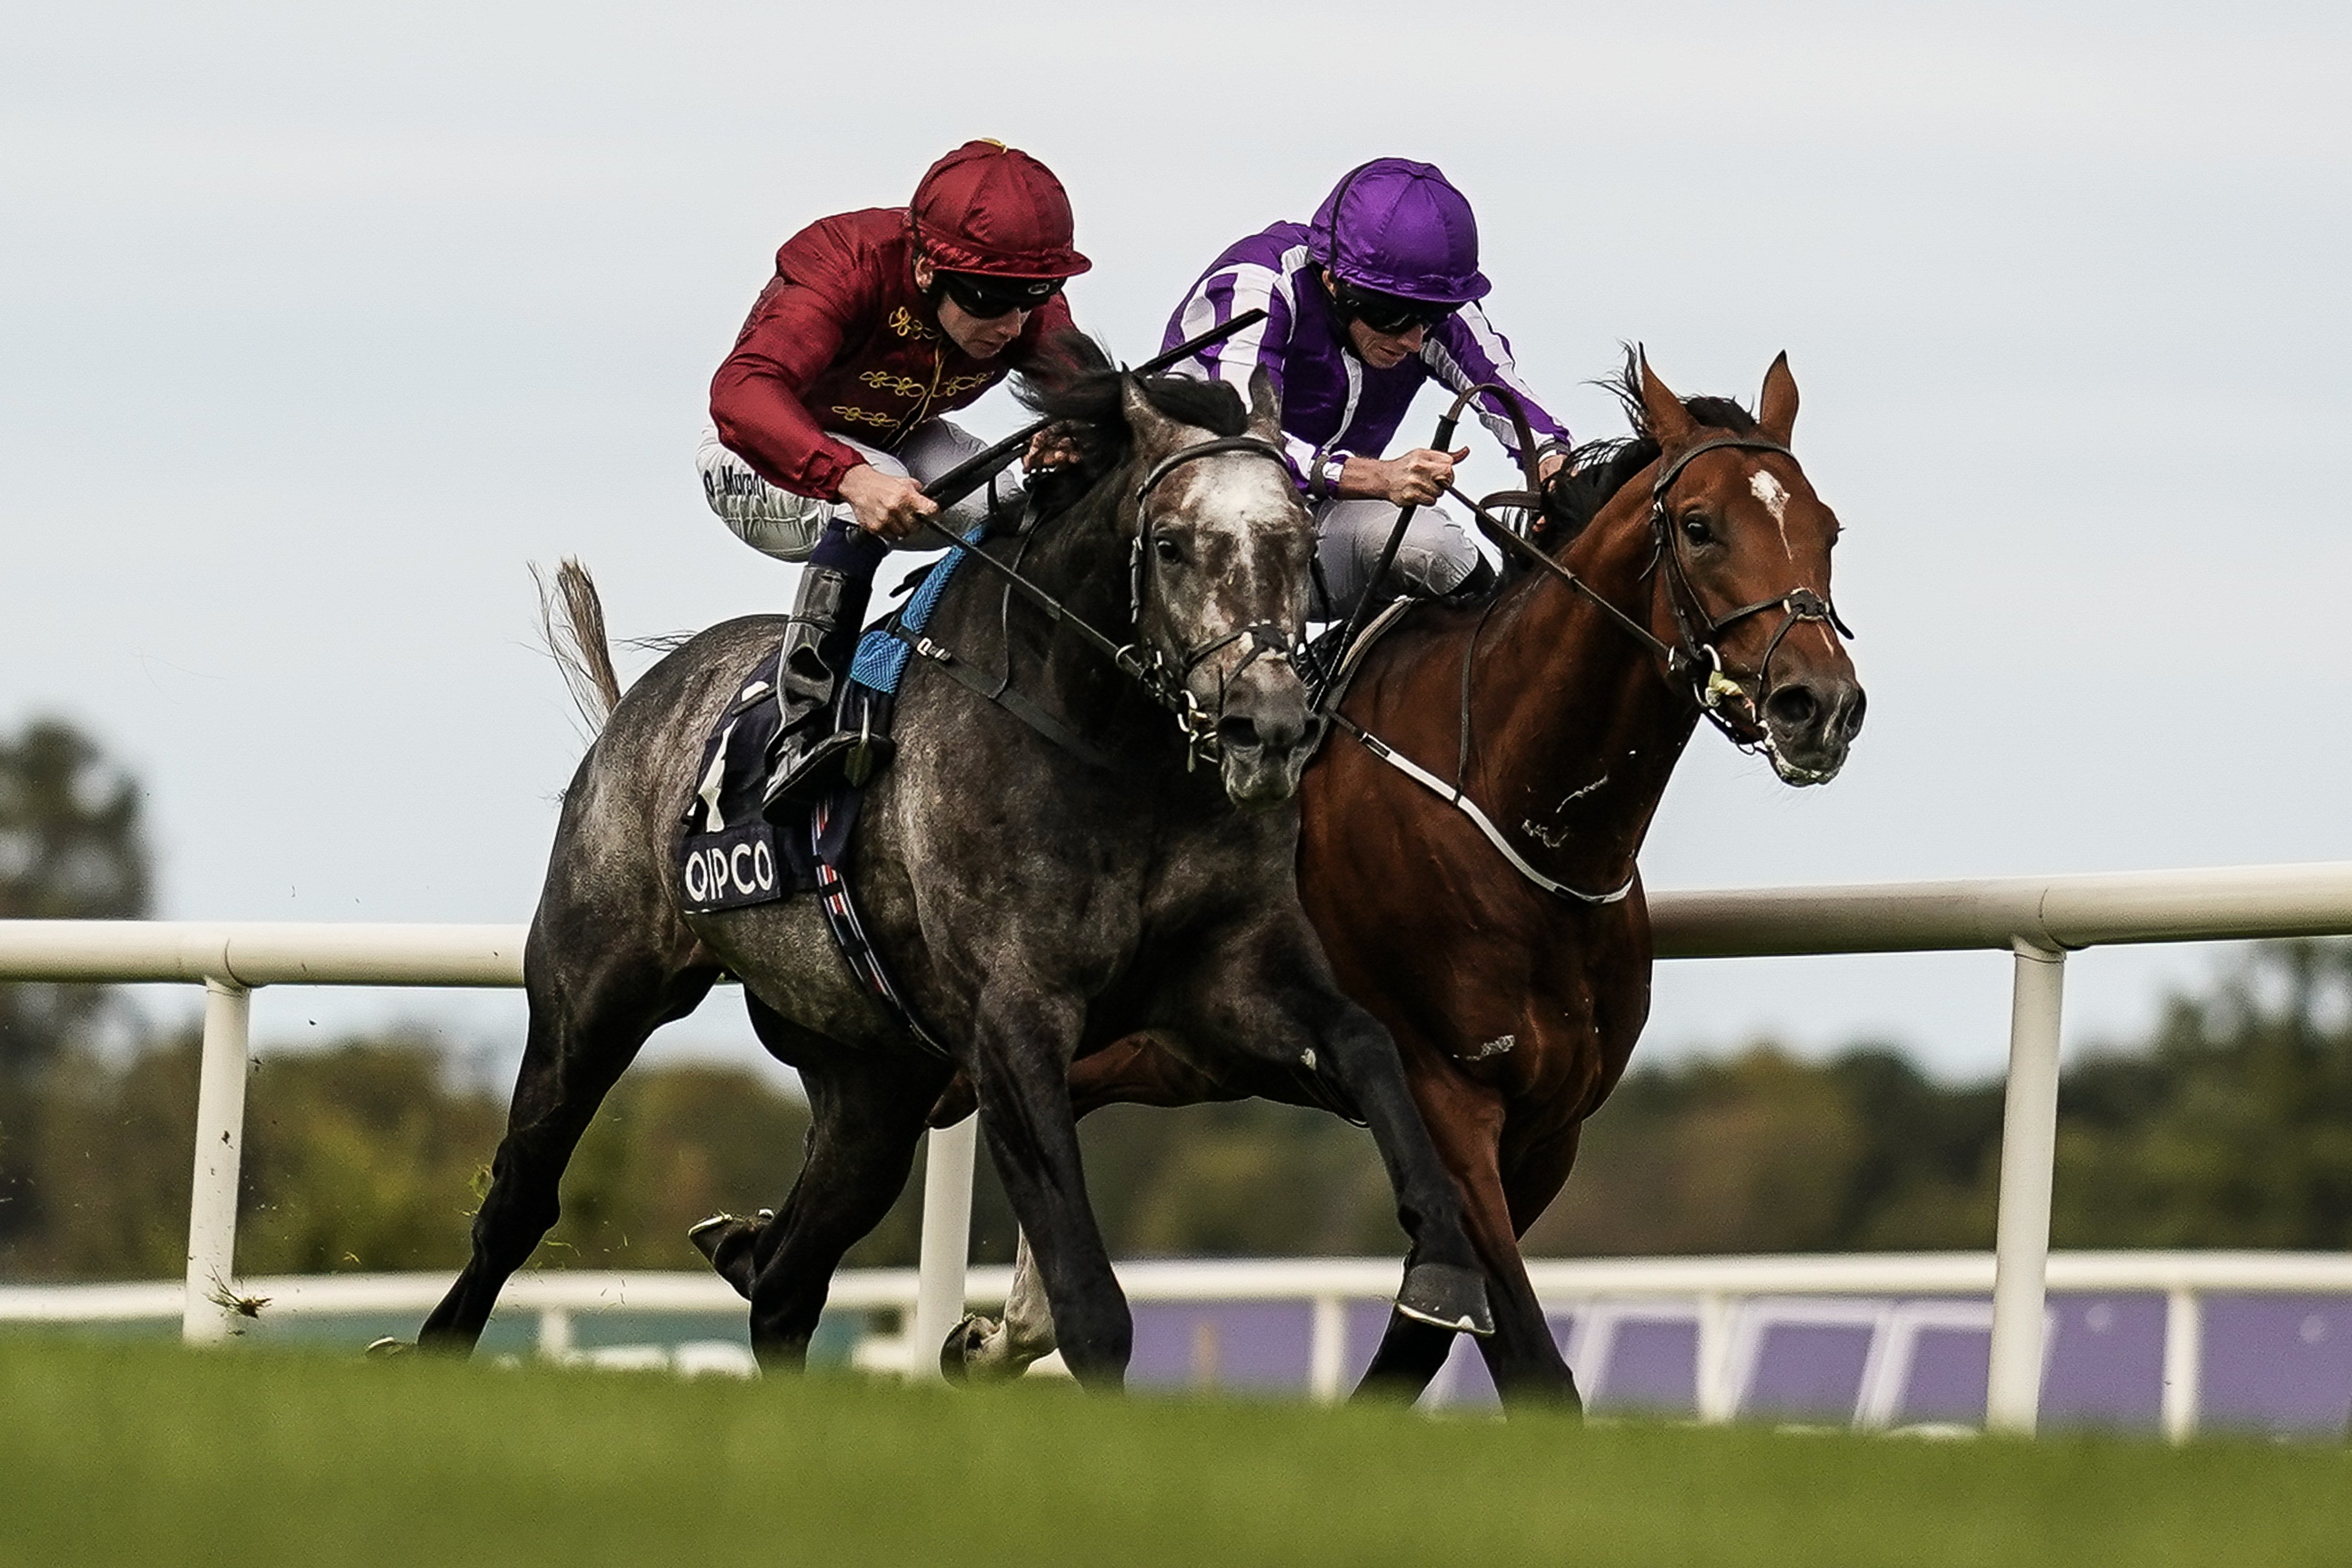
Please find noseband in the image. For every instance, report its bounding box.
[1128,433,1311,764]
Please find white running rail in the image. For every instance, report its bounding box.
[6,1252,2347,1440]
[8,859,2352,1434]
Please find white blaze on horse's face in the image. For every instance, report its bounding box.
[1692,452,1861,786]
[1749,470,1793,559]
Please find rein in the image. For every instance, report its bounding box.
[905,431,1297,771]
[1134,433,1311,752]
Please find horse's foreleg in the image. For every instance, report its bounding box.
[1355,1078,1579,1408]
[420,947,709,1353]
[1181,917,1491,1338]
[1477,1122,1587,1409]
[742,1045,949,1369]
[945,1037,1217,1384]
[1356,1311,1459,1400]
[967,984,1131,1389]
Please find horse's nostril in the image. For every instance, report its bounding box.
[1217,716,1262,752]
[1764,684,1819,733]
[1843,689,1868,738]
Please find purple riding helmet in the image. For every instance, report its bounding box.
[1311,158,1493,307]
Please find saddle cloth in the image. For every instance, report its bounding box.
[673,536,977,917]
[675,649,853,914]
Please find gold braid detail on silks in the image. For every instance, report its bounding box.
[935,371,995,399]
[886,307,938,341]
[829,406,900,429]
[858,370,928,397]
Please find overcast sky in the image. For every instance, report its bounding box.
[6,0,2350,1083]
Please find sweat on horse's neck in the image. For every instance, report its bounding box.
[1456,476,1703,890]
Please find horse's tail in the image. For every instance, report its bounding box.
[533,558,623,731]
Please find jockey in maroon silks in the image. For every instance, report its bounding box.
[702,140,1090,805]
[1163,158,1573,620]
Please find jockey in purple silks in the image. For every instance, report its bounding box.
[1163,158,1573,620]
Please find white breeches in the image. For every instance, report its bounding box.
[1310,498,1480,620]
[696,418,1012,561]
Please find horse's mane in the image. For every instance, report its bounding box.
[1017,333,1248,485]
[1534,348,1762,552]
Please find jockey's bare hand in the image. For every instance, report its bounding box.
[1024,425,1082,471]
[837,464,937,541]
[1376,447,1471,508]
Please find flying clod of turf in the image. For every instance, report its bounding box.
[3,1337,2351,1567]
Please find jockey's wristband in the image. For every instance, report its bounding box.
[1311,450,1348,502]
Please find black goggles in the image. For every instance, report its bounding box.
[1332,280,1457,335]
[936,270,1064,319]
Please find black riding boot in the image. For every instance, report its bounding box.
[762,531,894,813]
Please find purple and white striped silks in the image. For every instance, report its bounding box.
[1161,222,1571,489]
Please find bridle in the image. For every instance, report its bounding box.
[896,428,1305,773]
[1130,434,1312,760]
[1640,435,1857,761]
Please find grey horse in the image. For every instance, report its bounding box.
[415,345,1492,1385]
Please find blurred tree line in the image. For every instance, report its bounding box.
[10,714,2352,1282]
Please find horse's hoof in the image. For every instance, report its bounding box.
[365,1336,411,1358]
[688,1210,770,1300]
[939,1313,999,1385]
[687,1212,745,1261]
[1396,1263,1495,1337]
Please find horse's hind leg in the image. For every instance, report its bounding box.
[419,936,713,1353]
[737,996,952,1368]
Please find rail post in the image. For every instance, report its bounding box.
[1696,1290,1740,1423]
[908,1115,978,1381]
[2161,1287,2203,1443]
[1986,940,2066,1434]
[1308,1293,1348,1403]
[181,977,252,1343]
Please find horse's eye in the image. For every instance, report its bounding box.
[1154,537,1183,564]
[1680,513,1713,545]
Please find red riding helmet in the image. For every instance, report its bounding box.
[908,140,1092,281]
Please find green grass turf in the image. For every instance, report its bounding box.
[3,1336,2349,1567]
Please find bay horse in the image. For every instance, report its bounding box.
[946,351,1864,1404]
[414,342,1493,1385]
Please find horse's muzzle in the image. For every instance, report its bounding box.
[1214,664,1316,812]
[1762,672,1867,785]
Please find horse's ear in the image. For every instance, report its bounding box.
[1758,352,1798,446]
[1244,367,1284,443]
[1120,374,1179,453]
[1636,347,1697,447]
